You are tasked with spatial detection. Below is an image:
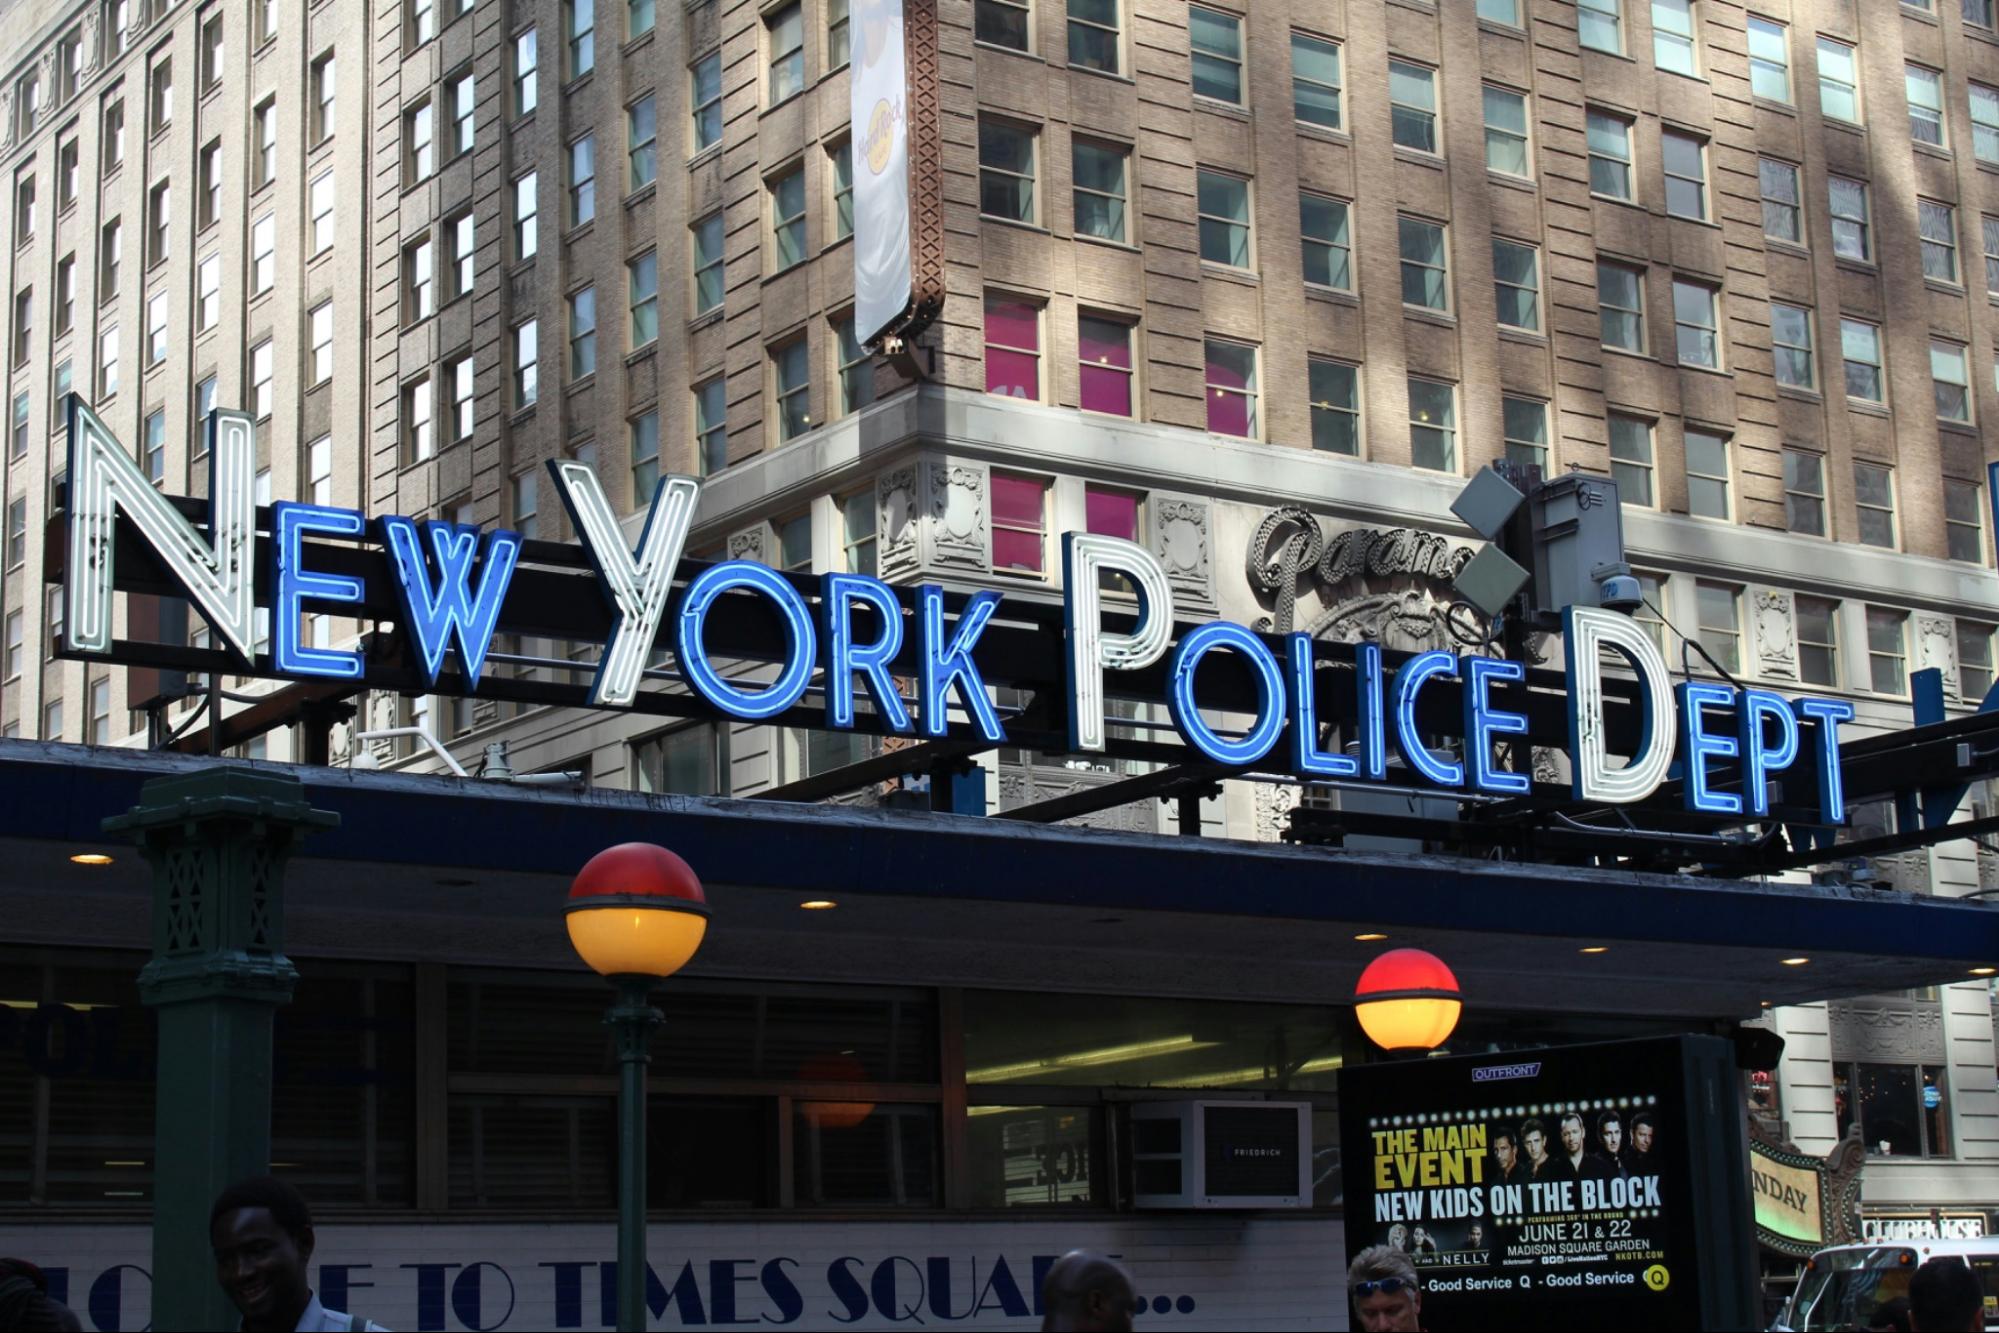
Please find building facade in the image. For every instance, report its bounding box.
[6,0,1999,1322]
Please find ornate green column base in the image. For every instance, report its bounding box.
[104,767,338,1332]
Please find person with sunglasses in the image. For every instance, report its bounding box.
[1348,1246,1426,1332]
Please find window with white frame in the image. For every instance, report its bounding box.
[975,0,1029,51]
[515,319,538,406]
[1587,110,1633,201]
[828,0,849,68]
[516,28,538,117]
[1578,0,1621,53]
[1309,359,1359,456]
[1841,319,1884,403]
[691,52,721,152]
[404,375,433,462]
[448,354,474,443]
[1073,140,1127,244]
[310,174,336,255]
[842,491,876,576]
[1946,479,1986,565]
[695,378,728,475]
[1078,313,1135,417]
[772,338,810,440]
[1672,278,1721,369]
[1610,413,1654,506]
[142,409,164,483]
[768,3,803,101]
[1189,7,1242,104]
[1684,429,1730,520]
[1598,261,1645,352]
[629,251,658,347]
[1783,448,1826,537]
[984,295,1041,400]
[570,135,596,226]
[404,236,434,321]
[311,52,335,142]
[1818,37,1859,123]
[515,171,538,260]
[1984,215,1999,296]
[1662,130,1707,221]
[992,472,1051,576]
[1867,608,1908,695]
[1934,342,1972,423]
[308,301,333,384]
[630,410,660,499]
[1069,0,1118,74]
[1772,304,1814,391]
[769,165,806,269]
[1960,620,1995,700]
[568,286,596,379]
[1747,16,1790,102]
[1198,170,1251,269]
[835,312,873,415]
[1398,216,1448,312]
[628,94,656,190]
[406,99,434,183]
[1493,238,1539,332]
[1502,396,1547,470]
[568,0,595,78]
[1292,33,1341,129]
[1652,0,1696,76]
[1407,377,1456,472]
[1389,61,1438,153]
[1797,596,1839,687]
[1478,0,1521,23]
[1695,581,1741,676]
[1854,462,1896,549]
[449,69,475,158]
[146,291,167,364]
[1908,65,1945,148]
[1205,338,1258,439]
[250,338,273,418]
[692,212,724,315]
[1300,193,1350,291]
[979,120,1036,224]
[831,139,854,240]
[1919,200,1958,284]
[1484,86,1529,176]
[1975,84,1999,165]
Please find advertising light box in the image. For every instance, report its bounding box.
[1338,1034,1758,1331]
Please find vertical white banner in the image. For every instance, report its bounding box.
[852,0,912,345]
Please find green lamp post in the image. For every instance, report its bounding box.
[564,843,710,1333]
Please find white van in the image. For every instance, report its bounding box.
[1774,1239,1999,1331]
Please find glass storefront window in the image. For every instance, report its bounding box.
[1835,1061,1950,1157]
[794,1102,939,1206]
[966,1105,1102,1207]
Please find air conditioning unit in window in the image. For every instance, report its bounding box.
[1129,1100,1312,1209]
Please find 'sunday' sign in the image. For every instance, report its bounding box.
[59,399,1856,821]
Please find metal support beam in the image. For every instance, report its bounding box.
[996,763,1231,824]
[754,739,994,804]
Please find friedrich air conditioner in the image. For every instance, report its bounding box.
[1129,1100,1312,1209]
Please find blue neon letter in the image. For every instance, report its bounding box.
[1737,689,1801,817]
[1289,634,1358,778]
[917,585,1006,741]
[1462,656,1530,795]
[1677,681,1742,815]
[820,573,912,733]
[379,517,524,690]
[1167,622,1285,766]
[676,561,816,720]
[272,502,365,680]
[1392,650,1464,787]
[1796,696,1856,825]
[1355,641,1387,781]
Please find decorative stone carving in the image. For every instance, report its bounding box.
[924,460,986,573]
[727,525,766,564]
[366,692,398,765]
[1827,999,1947,1064]
[1916,617,1957,698]
[995,764,1156,833]
[0,85,16,152]
[877,466,919,581]
[1244,506,1487,652]
[1531,746,1564,788]
[1253,782,1298,842]
[81,10,101,76]
[1150,496,1213,610]
[1752,589,1796,681]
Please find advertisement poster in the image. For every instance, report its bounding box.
[851,0,912,343]
[1340,1036,1740,1329]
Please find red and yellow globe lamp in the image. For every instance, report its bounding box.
[565,843,709,1333]
[1355,948,1462,1052]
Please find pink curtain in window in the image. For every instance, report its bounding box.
[1078,319,1132,416]
[1085,488,1138,541]
[984,299,1040,399]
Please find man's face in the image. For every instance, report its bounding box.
[1354,1285,1423,1333]
[1633,1122,1654,1153]
[1494,1137,1516,1170]
[1524,1129,1546,1162]
[1468,1226,1484,1247]
[1561,1118,1585,1157]
[212,1207,311,1326]
[1601,1121,1623,1154]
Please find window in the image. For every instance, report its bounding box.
[692,212,724,315]
[1788,595,1840,687]
[255,0,276,45]
[773,339,811,440]
[250,338,273,417]
[695,378,727,475]
[569,135,596,226]
[1478,0,1521,23]
[629,251,658,346]
[1867,609,1908,695]
[1759,159,1801,244]
[1502,396,1547,469]
[56,139,78,211]
[1398,217,1448,312]
[979,120,1036,224]
[448,212,475,299]
[769,166,806,269]
[1671,279,1719,367]
[1484,86,1529,176]
[241,214,275,296]
[984,296,1040,400]
[514,319,538,406]
[628,95,656,190]
[3,611,18,679]
[1309,359,1360,456]
[404,236,434,320]
[691,52,721,152]
[1069,0,1118,73]
[1493,238,1540,332]
[1747,16,1790,102]
[1389,61,1438,154]
[146,291,167,364]
[835,313,873,414]
[1662,131,1706,221]
[142,409,165,483]
[1907,65,1945,148]
[1189,7,1242,104]
[768,3,803,102]
[568,0,595,78]
[1971,0,1998,29]
[406,100,435,182]
[1855,462,1896,549]
[1772,304,1814,391]
[449,70,475,158]
[1684,430,1729,519]
[1291,33,1341,130]
[1407,378,1457,473]
[568,286,596,379]
[55,255,73,335]
[631,410,659,498]
[828,0,850,68]
[311,53,335,142]
[1610,413,1654,506]
[307,435,332,507]
[1598,261,1645,352]
[4,497,22,566]
[147,180,170,267]
[1078,314,1134,417]
[1696,582,1741,675]
[1578,0,1621,53]
[447,355,475,443]
[12,173,33,248]
[1961,622,1995,700]
[1197,170,1251,268]
[515,172,538,259]
[841,491,877,575]
[42,698,61,739]
[197,140,221,228]
[992,472,1048,575]
[1587,110,1633,200]
[516,28,538,117]
[1985,216,1999,296]
[1205,338,1257,438]
[254,98,276,187]
[1841,319,1884,403]
[1818,37,1859,124]
[411,0,437,45]
[150,57,173,132]
[194,375,216,431]
[831,139,854,240]
[1974,85,1999,166]
[1947,480,1986,565]
[10,289,29,367]
[631,0,656,40]
[1919,200,1959,284]
[1300,194,1351,291]
[1933,342,1972,423]
[9,392,24,459]
[1652,0,1696,76]
[1073,140,1126,243]
[404,376,433,463]
[1829,177,1870,262]
[975,0,1029,50]
[1782,451,1826,537]
[308,301,333,384]
[103,98,126,173]
[98,326,118,396]
[513,471,538,534]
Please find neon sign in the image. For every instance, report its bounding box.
[57,399,1852,822]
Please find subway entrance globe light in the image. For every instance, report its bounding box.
[564,842,710,979]
[1355,948,1462,1052]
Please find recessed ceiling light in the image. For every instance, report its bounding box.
[799,899,838,911]
[1972,967,1997,977]
[1579,946,1609,954]
[1759,1000,1772,1008]
[1780,957,1809,966]
[69,853,113,866]
[1354,932,1388,942]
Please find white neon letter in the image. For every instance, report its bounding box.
[67,398,259,661]
[552,461,701,708]
[1563,606,1676,804]
[1061,533,1175,752]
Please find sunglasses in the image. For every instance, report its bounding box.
[1351,1277,1418,1298]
